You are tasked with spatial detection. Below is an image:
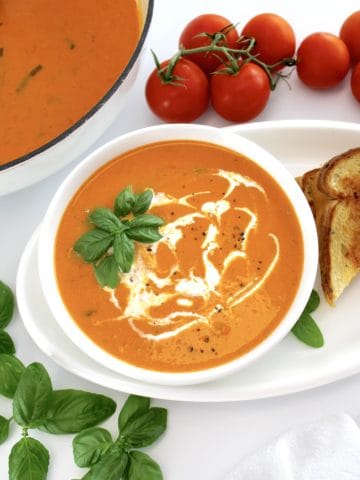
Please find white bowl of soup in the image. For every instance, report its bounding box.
[0,0,153,195]
[38,124,318,386]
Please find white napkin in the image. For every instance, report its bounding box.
[224,414,360,480]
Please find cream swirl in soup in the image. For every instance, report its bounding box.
[105,169,280,342]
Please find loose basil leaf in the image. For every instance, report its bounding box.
[0,329,16,354]
[114,233,135,273]
[121,407,167,448]
[93,255,120,288]
[0,354,25,398]
[74,229,114,263]
[305,289,320,314]
[133,189,153,215]
[114,185,136,217]
[118,395,150,432]
[13,362,53,428]
[128,451,163,480]
[128,214,165,229]
[292,312,324,348]
[73,427,113,467]
[0,281,15,329]
[0,415,10,445]
[39,389,116,434]
[9,437,49,480]
[81,449,128,480]
[89,208,125,233]
[126,227,163,244]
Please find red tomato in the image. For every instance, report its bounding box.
[241,13,296,69]
[296,33,350,89]
[145,58,209,123]
[340,11,360,64]
[179,14,240,75]
[351,62,360,102]
[210,62,270,122]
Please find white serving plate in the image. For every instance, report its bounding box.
[16,120,360,402]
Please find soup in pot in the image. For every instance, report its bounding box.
[0,0,140,164]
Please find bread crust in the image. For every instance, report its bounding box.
[299,148,360,305]
[318,147,360,199]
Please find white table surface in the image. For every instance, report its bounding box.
[1,0,360,478]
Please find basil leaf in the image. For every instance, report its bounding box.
[74,229,114,262]
[114,185,135,217]
[0,415,10,445]
[93,255,120,288]
[128,451,163,480]
[0,329,16,354]
[81,449,128,480]
[89,208,125,233]
[9,437,49,480]
[292,312,324,348]
[73,427,113,467]
[0,354,25,398]
[118,395,150,432]
[39,389,116,434]
[121,407,167,448]
[133,189,153,215]
[128,214,165,229]
[13,362,53,428]
[0,281,15,328]
[126,227,162,244]
[305,289,320,313]
[114,233,135,273]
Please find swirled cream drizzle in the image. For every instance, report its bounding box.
[104,169,279,341]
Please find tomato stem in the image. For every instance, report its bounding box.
[152,31,296,90]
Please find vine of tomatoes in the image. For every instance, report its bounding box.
[145,11,360,124]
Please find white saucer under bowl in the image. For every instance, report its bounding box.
[16,120,360,402]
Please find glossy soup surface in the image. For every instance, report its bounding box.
[0,0,140,165]
[55,141,304,373]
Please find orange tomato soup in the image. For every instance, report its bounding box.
[0,0,140,165]
[55,141,304,372]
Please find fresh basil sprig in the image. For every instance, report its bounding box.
[4,362,117,480]
[0,282,168,480]
[74,185,164,288]
[73,394,167,480]
[292,289,324,348]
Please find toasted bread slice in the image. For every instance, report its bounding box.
[298,168,318,216]
[318,148,360,199]
[319,199,360,305]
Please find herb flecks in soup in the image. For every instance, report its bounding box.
[55,141,304,372]
[0,0,140,164]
